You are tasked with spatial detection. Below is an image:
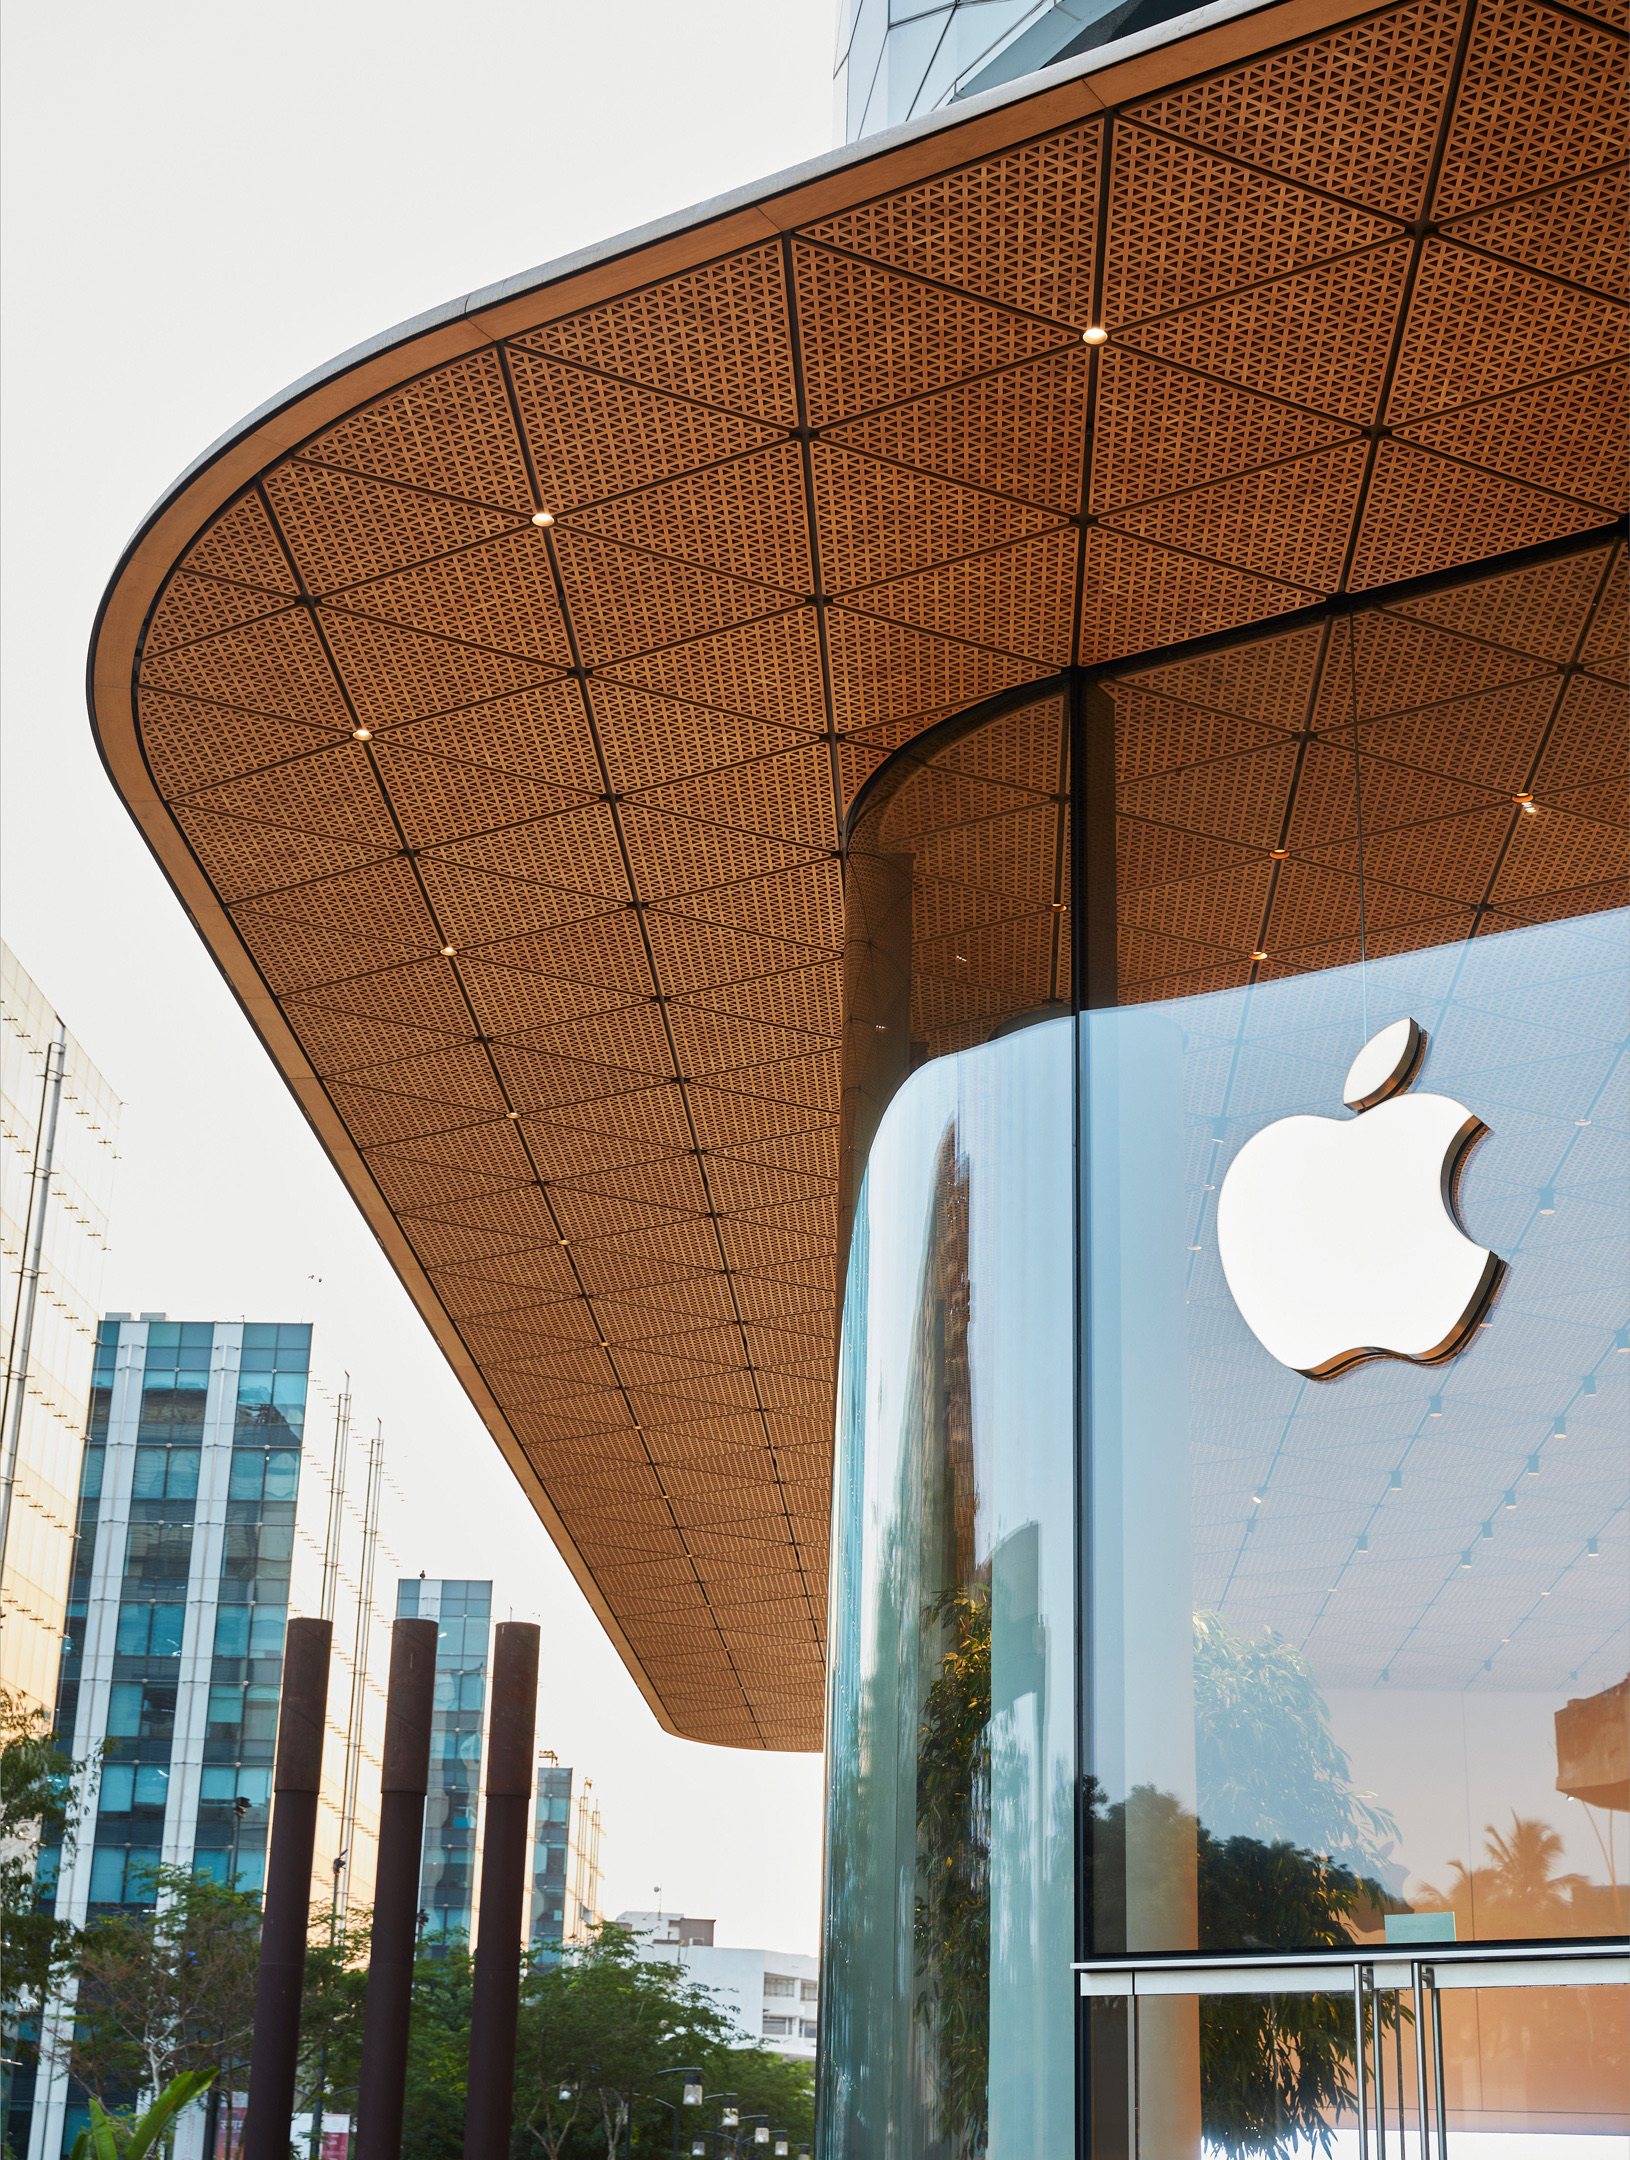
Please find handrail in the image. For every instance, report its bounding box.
[1073,1935,1627,1974]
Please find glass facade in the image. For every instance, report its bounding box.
[24,1317,312,2160]
[821,536,1627,2159]
[396,1576,492,1945]
[834,0,1209,143]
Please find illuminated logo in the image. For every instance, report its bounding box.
[1216,1018,1502,1378]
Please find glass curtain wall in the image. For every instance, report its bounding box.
[822,532,1627,2160]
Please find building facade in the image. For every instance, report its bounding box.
[618,1913,820,2061]
[0,944,121,1714]
[22,1318,397,2160]
[528,1755,605,1957]
[396,1576,492,1946]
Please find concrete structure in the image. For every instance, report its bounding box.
[0,945,120,1714]
[22,1318,398,2159]
[618,1912,818,2061]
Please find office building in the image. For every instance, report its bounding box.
[88,0,1628,2148]
[619,1913,818,2061]
[23,1319,397,2160]
[396,1576,491,1945]
[529,1755,605,1957]
[0,945,121,1714]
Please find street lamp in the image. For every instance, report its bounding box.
[775,2139,789,2156]
[658,2068,706,2160]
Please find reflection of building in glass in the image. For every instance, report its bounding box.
[619,1912,819,2061]
[22,1318,398,2160]
[833,0,1204,142]
[0,945,121,1715]
[396,1577,491,1946]
[528,1755,605,1957]
[85,0,1630,2146]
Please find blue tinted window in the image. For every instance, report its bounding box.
[228,1453,264,1501]
[132,1449,168,1499]
[193,1849,228,1883]
[242,1325,277,1350]
[177,1346,211,1370]
[107,1684,142,1737]
[239,1349,276,1373]
[166,1450,200,1500]
[214,1608,250,1657]
[249,1606,287,1658]
[115,1606,150,1657]
[271,1373,307,1412]
[180,1323,214,1347]
[274,1347,309,1373]
[124,1852,159,1903]
[100,1764,135,1813]
[80,1449,104,1499]
[200,1767,237,1802]
[173,1369,209,1393]
[149,1605,185,1658]
[88,1848,125,1902]
[264,1452,299,1502]
[276,1324,311,1349]
[133,1765,169,1809]
[235,1376,273,1410]
[146,1322,181,1349]
[141,1366,177,1392]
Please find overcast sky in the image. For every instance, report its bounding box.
[1,0,837,1954]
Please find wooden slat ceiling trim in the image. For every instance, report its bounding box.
[92,0,1626,1747]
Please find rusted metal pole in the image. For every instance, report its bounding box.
[356,1617,438,2160]
[242,1617,332,2160]
[463,1623,540,2160]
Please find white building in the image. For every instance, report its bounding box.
[616,1911,818,2061]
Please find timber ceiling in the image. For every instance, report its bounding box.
[95,0,1626,1746]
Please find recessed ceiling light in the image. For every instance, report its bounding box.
[1270,848,1289,860]
[352,726,371,740]
[1082,326,1110,346]
[532,510,555,527]
[506,1110,520,1120]
[1250,950,1268,962]
[440,944,457,957]
[1514,792,1536,813]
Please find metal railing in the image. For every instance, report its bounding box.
[1073,1939,1628,2160]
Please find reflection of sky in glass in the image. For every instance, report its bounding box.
[1117,910,1627,1907]
[1173,911,1626,1700]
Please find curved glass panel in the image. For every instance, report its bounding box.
[1081,911,1629,2147]
[822,1018,1076,2160]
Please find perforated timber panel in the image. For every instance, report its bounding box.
[122,0,1625,1748]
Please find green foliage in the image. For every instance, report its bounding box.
[512,1924,812,2160]
[399,1943,475,2160]
[1,1691,93,2044]
[66,1866,260,2111]
[66,2071,216,2160]
[295,1907,372,2142]
[912,1586,991,2160]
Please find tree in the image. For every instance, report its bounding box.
[2,1695,93,2051]
[1419,1811,1590,1939]
[294,1907,372,2152]
[400,1943,474,2160]
[62,1867,260,2112]
[512,1924,808,2160]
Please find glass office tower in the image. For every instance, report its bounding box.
[397,1577,491,1946]
[25,1317,312,2160]
[822,539,1628,2158]
[530,1758,574,1957]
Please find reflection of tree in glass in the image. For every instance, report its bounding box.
[1084,1782,1397,2160]
[905,1128,989,2160]
[914,1585,991,2160]
[1195,1612,1398,1875]
[1419,1812,1589,1938]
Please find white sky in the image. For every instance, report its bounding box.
[1,0,839,1954]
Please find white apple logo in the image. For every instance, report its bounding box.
[1217,1017,1503,1378]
